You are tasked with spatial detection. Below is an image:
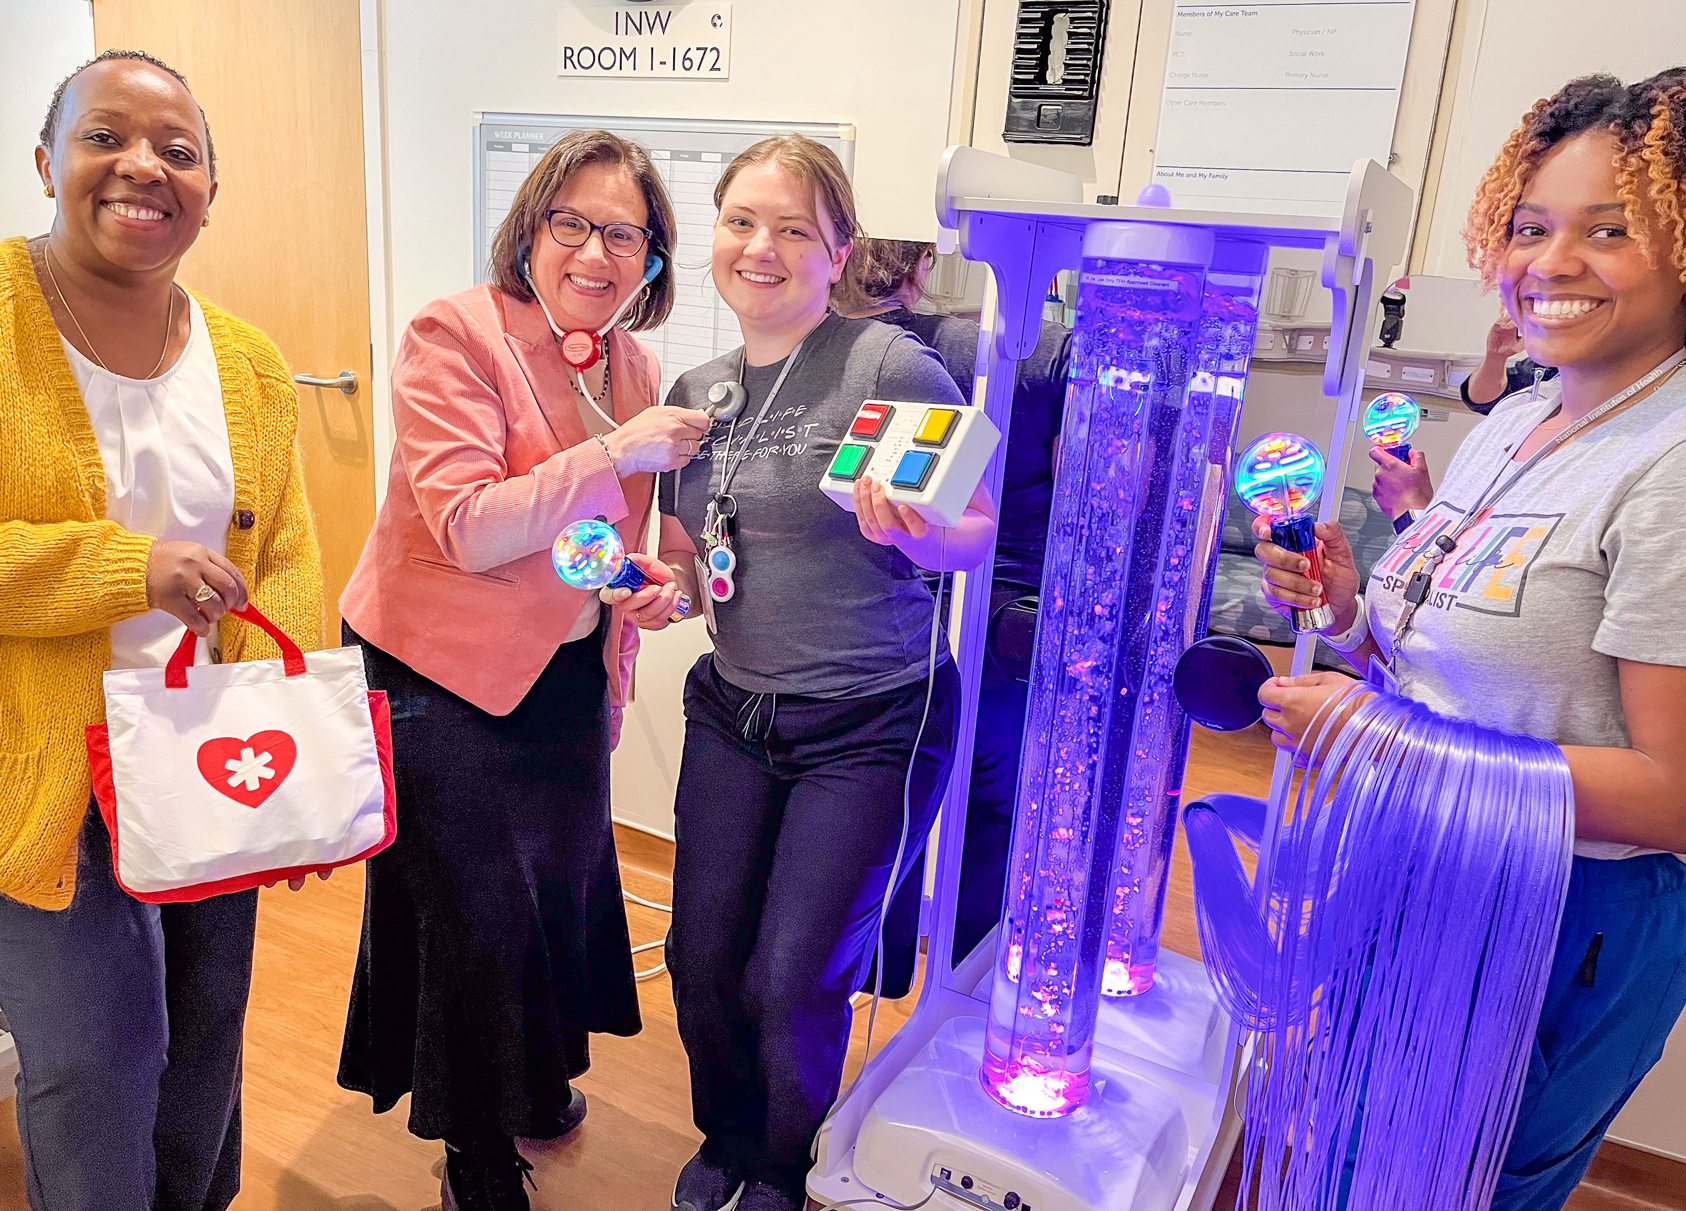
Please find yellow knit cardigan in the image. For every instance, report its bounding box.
[0,236,324,910]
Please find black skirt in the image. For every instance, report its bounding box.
[337,619,642,1141]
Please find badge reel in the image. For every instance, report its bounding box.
[692,380,749,631]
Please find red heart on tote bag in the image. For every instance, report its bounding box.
[196,731,298,808]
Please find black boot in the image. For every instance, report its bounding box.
[441,1138,537,1211]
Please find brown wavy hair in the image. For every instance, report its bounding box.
[1465,69,1686,288]
[487,129,677,330]
[713,134,860,261]
[834,238,934,312]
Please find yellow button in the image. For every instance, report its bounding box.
[913,408,958,446]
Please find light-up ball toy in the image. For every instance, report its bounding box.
[1235,432,1335,633]
[1363,391,1421,463]
[552,520,690,623]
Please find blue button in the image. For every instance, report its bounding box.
[890,450,937,490]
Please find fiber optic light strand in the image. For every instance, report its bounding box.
[1185,693,1574,1211]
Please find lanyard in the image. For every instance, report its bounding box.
[715,338,807,505]
[1386,347,1686,665]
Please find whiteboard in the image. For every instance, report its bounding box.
[1150,0,1416,214]
[473,112,854,397]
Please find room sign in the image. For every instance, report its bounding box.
[557,4,733,79]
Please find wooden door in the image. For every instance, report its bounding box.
[93,0,374,636]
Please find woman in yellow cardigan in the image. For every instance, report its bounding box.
[0,51,321,1211]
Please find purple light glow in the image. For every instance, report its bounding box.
[982,238,1211,1117]
[1101,249,1266,997]
[980,1066,1088,1118]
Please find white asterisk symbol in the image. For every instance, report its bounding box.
[225,747,276,792]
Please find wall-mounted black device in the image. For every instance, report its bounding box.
[1378,287,1407,348]
[1003,0,1110,146]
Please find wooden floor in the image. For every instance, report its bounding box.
[2,713,1680,1209]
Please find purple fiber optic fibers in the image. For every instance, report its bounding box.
[1185,693,1574,1211]
[981,223,1213,1119]
[1101,241,1267,998]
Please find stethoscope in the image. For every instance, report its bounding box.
[522,251,665,430]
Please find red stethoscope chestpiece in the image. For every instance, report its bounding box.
[560,329,602,370]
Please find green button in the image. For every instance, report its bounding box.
[828,443,871,481]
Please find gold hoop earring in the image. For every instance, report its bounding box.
[201,215,211,228]
[43,186,52,198]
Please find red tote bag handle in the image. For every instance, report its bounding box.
[164,603,307,688]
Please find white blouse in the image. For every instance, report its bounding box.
[62,293,236,670]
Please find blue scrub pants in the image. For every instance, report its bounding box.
[1492,852,1686,1209]
[0,810,256,1211]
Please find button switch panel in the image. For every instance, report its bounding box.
[819,398,1001,529]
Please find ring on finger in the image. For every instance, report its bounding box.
[194,583,219,603]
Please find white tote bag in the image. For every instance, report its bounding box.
[85,604,396,902]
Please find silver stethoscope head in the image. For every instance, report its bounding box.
[705,380,748,422]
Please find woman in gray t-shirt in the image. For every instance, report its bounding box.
[1253,71,1686,1208]
[604,137,996,1211]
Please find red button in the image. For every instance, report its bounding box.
[850,402,894,439]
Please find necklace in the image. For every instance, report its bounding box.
[569,344,611,405]
[41,242,177,379]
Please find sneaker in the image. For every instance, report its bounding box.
[672,1149,745,1211]
[441,1139,537,1211]
[735,1182,803,1211]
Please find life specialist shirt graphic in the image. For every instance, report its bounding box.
[1371,504,1562,621]
[1365,375,1686,861]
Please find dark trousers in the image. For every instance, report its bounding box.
[0,810,256,1211]
[668,655,959,1200]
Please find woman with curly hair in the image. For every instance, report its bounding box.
[1251,68,1686,1208]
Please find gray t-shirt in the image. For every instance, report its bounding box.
[659,313,966,698]
[1368,369,1686,859]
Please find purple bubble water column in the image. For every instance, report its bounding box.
[981,222,1215,1117]
[1101,241,1268,997]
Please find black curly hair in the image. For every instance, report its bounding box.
[39,49,216,179]
[1465,69,1686,285]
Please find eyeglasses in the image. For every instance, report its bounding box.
[543,209,653,258]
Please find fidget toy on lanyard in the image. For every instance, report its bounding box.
[1362,391,1421,463]
[1234,431,1334,632]
[698,343,808,607]
[552,519,690,623]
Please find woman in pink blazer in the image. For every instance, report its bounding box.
[336,130,709,1211]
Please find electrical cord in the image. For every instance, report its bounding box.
[624,876,674,981]
[812,529,949,1163]
[812,1183,939,1211]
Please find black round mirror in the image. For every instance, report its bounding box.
[1173,636,1273,731]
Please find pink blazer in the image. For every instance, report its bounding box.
[341,283,658,718]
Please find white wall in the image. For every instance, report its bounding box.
[966,0,1148,200]
[1419,0,1686,277]
[368,0,964,837]
[0,0,93,239]
[375,0,964,344]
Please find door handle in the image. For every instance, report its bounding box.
[293,369,358,395]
